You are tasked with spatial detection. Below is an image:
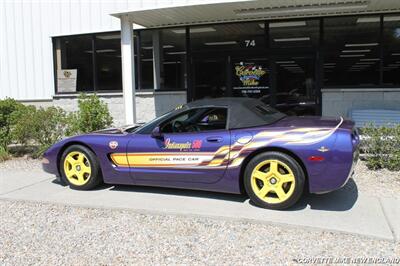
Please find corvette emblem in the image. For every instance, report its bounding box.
[109,141,118,149]
[318,146,329,152]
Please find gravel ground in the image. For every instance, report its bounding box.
[0,157,42,171]
[352,161,400,199]
[0,200,399,266]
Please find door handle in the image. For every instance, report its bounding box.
[206,136,223,143]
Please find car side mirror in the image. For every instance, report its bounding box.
[151,126,163,139]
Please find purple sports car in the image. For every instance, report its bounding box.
[42,98,360,210]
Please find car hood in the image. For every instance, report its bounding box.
[92,124,143,135]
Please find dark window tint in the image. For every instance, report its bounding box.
[270,20,319,48]
[95,33,122,91]
[54,32,124,93]
[324,16,380,87]
[56,35,94,92]
[161,28,186,91]
[383,15,400,86]
[161,108,227,133]
[139,30,154,90]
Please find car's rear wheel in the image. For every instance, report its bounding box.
[244,151,305,210]
[60,145,102,190]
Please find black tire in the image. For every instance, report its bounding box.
[60,144,102,190]
[244,151,305,210]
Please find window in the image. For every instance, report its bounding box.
[324,16,380,87]
[54,32,122,93]
[383,15,400,86]
[95,33,122,91]
[138,30,154,90]
[160,108,227,133]
[55,35,94,92]
[161,28,186,91]
[269,19,320,48]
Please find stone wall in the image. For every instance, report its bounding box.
[53,93,126,126]
[322,88,400,118]
[23,91,187,127]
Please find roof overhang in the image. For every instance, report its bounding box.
[111,0,400,29]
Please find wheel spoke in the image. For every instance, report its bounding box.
[76,172,85,183]
[77,153,85,163]
[258,185,270,198]
[269,161,278,175]
[253,170,267,182]
[65,168,75,179]
[274,186,287,200]
[81,165,91,175]
[66,157,75,165]
[279,173,294,183]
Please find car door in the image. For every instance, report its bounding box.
[127,107,231,184]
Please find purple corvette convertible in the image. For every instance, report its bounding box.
[42,97,359,209]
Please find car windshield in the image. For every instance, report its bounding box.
[130,108,182,134]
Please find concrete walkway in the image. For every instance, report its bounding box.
[0,168,398,241]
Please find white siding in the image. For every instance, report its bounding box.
[0,0,241,101]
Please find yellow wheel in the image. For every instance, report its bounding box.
[244,152,305,210]
[250,160,295,204]
[60,145,102,190]
[63,151,92,186]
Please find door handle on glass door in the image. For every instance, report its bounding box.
[206,136,223,143]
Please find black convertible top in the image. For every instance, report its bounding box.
[186,97,286,129]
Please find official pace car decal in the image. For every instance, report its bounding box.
[110,146,230,169]
[110,118,343,169]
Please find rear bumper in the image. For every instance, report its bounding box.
[314,148,359,194]
[341,148,359,188]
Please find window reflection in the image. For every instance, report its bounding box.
[324,16,380,87]
[56,35,94,92]
[139,31,154,90]
[383,15,400,85]
[270,55,317,116]
[95,33,122,91]
[161,28,186,91]
[269,20,319,48]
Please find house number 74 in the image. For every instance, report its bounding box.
[245,40,256,47]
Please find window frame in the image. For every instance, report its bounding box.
[52,31,122,95]
[159,106,229,134]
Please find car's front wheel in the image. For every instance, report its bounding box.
[60,145,102,190]
[244,151,305,210]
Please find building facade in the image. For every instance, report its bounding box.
[1,0,400,126]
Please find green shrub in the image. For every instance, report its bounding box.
[68,93,113,135]
[10,104,37,145]
[0,94,113,159]
[11,106,69,157]
[0,98,24,150]
[0,146,10,162]
[361,124,400,171]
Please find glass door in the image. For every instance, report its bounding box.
[230,57,270,99]
[192,56,228,100]
[272,54,319,116]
